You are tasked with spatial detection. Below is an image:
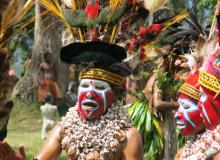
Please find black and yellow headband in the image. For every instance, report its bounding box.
[80,68,125,86]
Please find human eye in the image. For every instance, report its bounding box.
[95,85,105,90]
[183,105,190,109]
[80,83,89,88]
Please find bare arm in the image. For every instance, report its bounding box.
[144,72,158,108]
[34,125,62,160]
[123,128,144,160]
[213,152,220,160]
[153,81,179,111]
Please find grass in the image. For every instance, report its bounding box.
[5,100,67,160]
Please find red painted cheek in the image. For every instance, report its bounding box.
[105,90,115,108]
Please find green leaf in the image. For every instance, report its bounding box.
[145,110,152,133]
[137,107,147,130]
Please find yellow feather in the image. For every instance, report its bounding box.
[39,0,74,38]
[0,0,34,45]
[0,0,24,38]
[110,0,124,9]
[163,10,189,28]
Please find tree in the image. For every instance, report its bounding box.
[14,0,69,104]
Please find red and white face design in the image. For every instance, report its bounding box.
[77,79,115,119]
[198,87,220,130]
[175,96,204,136]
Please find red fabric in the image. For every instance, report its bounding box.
[38,79,62,103]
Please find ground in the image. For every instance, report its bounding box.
[5,100,66,159]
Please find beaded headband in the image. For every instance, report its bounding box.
[199,70,220,98]
[79,68,125,86]
[178,83,201,101]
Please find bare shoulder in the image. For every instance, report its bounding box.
[122,127,144,160]
[213,151,220,160]
[125,128,141,141]
[125,128,143,150]
[35,125,62,160]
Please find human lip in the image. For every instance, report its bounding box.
[81,100,99,110]
[176,120,186,130]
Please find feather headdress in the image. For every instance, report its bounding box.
[0,0,34,47]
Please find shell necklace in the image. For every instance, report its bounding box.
[181,125,220,160]
[60,103,132,160]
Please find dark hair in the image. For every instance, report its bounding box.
[44,92,53,103]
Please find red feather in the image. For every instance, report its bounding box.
[85,1,99,19]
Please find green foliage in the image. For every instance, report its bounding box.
[176,129,190,149]
[156,69,184,97]
[196,0,217,27]
[125,101,164,160]
[168,0,187,13]
[197,0,217,10]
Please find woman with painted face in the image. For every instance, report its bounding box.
[34,41,144,160]
[175,70,205,136]
[175,29,220,159]
[198,48,220,130]
[174,54,220,160]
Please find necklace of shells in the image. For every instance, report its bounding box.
[180,125,220,160]
[59,102,133,160]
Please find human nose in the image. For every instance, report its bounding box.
[86,91,94,98]
[174,111,182,119]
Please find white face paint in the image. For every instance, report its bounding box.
[77,79,114,119]
[177,98,198,128]
[199,87,211,124]
[175,97,204,135]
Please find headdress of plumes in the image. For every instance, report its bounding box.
[189,35,219,71]
[124,10,189,70]
[55,0,136,43]
[182,36,216,71]
[0,0,34,46]
[40,0,148,78]
[182,54,197,71]
[202,48,220,76]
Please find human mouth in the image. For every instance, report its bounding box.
[81,100,99,110]
[176,121,186,130]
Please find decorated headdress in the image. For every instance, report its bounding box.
[39,0,189,72]
[198,48,220,129]
[178,70,201,101]
[197,5,220,130]
[60,41,132,87]
[175,70,205,136]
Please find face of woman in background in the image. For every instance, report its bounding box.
[175,97,204,136]
[77,79,114,119]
